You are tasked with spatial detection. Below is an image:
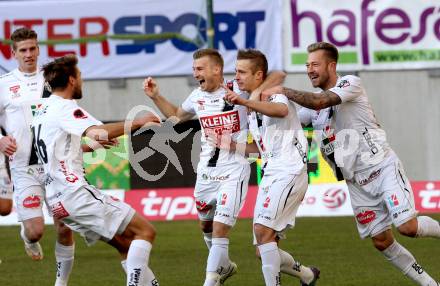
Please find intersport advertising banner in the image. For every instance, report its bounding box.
[0,0,282,79]
[284,0,440,71]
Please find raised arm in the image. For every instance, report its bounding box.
[143,77,194,122]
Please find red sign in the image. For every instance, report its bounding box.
[412,181,440,213]
[125,186,258,221]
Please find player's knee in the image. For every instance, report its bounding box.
[0,205,12,216]
[254,224,275,245]
[200,220,213,233]
[397,223,418,237]
[139,222,156,242]
[26,226,44,242]
[371,236,393,251]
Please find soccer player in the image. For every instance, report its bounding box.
[218,49,319,286]
[31,54,160,286]
[264,42,440,286]
[143,48,285,286]
[0,27,76,286]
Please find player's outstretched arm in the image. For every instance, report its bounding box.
[84,113,160,142]
[262,86,341,110]
[249,70,286,101]
[81,138,119,152]
[224,87,288,118]
[143,77,194,122]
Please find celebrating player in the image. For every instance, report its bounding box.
[144,48,285,286]
[0,27,76,286]
[31,54,160,286]
[217,49,319,286]
[264,42,440,286]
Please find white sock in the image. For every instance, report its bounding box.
[122,257,159,286]
[203,232,213,250]
[54,242,74,286]
[382,241,437,286]
[416,216,440,238]
[204,238,230,286]
[126,240,152,286]
[20,224,32,244]
[279,248,314,284]
[258,242,281,286]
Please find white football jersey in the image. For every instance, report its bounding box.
[0,68,50,168]
[259,94,307,175]
[31,95,102,201]
[181,82,249,167]
[298,107,344,180]
[329,75,391,179]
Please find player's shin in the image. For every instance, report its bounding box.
[279,248,314,284]
[54,241,74,286]
[382,240,437,286]
[126,240,152,286]
[204,238,230,286]
[416,216,440,238]
[258,242,281,286]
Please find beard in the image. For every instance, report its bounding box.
[72,85,82,99]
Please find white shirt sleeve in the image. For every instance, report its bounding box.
[181,90,197,114]
[270,93,288,105]
[329,75,363,103]
[59,102,102,136]
[298,107,312,125]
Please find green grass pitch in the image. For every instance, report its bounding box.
[0,216,439,285]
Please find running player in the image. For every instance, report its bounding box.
[0,27,75,286]
[31,54,159,286]
[264,42,440,286]
[218,49,319,286]
[143,48,285,286]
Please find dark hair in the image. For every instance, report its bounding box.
[11,28,38,50]
[42,54,78,91]
[193,48,224,70]
[237,49,268,79]
[307,42,339,63]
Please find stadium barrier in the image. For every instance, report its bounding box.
[1,182,439,225]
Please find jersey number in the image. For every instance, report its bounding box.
[31,124,48,164]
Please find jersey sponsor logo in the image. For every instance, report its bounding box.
[31,104,47,117]
[293,137,307,164]
[50,202,70,219]
[263,197,270,208]
[9,85,21,98]
[73,109,88,119]
[199,110,240,135]
[220,193,228,205]
[358,169,381,186]
[387,194,399,208]
[59,161,79,183]
[201,173,230,181]
[337,79,350,88]
[322,188,347,209]
[22,195,41,208]
[356,210,376,225]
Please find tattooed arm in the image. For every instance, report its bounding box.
[282,88,341,110]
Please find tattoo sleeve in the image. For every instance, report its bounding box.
[282,88,341,110]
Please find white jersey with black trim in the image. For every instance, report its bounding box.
[0,68,50,168]
[298,107,344,180]
[260,94,307,175]
[181,81,249,167]
[328,75,391,179]
[31,95,102,201]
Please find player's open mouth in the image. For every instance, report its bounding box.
[199,79,205,85]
